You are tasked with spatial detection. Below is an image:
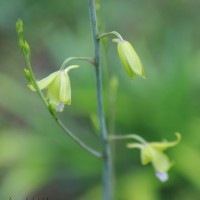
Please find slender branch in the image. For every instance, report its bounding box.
[24,54,102,158]
[89,0,113,200]
[54,116,103,158]
[97,31,124,41]
[60,56,95,69]
[24,54,50,109]
[109,134,147,144]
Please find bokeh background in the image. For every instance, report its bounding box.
[1,0,200,199]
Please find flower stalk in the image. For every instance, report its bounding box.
[60,57,95,70]
[97,31,124,41]
[89,0,113,199]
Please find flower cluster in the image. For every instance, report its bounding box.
[17,19,181,183]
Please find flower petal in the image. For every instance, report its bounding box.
[27,71,58,92]
[150,132,181,151]
[37,71,58,90]
[117,42,135,79]
[141,145,153,165]
[150,148,173,173]
[120,41,144,76]
[64,65,79,73]
[59,71,71,104]
[46,74,61,102]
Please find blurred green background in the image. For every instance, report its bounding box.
[1,0,200,199]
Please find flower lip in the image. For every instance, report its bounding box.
[156,171,169,182]
[56,102,65,112]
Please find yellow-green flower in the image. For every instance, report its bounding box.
[127,133,181,182]
[113,39,145,79]
[29,65,79,112]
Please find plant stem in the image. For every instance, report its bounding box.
[89,0,113,200]
[60,56,94,69]
[55,117,103,158]
[97,31,124,41]
[109,134,147,144]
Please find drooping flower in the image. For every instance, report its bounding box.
[113,39,145,79]
[127,133,181,182]
[28,65,79,112]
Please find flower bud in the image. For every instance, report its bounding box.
[23,41,30,57]
[16,19,23,36]
[24,68,32,82]
[113,39,145,79]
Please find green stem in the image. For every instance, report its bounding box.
[89,0,113,200]
[24,53,49,109]
[97,31,124,41]
[23,54,102,158]
[109,134,147,144]
[60,56,94,69]
[55,117,103,158]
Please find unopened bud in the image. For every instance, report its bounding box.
[16,19,23,36]
[113,39,145,79]
[24,68,32,82]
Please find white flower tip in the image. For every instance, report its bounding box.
[156,171,168,182]
[56,103,65,112]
